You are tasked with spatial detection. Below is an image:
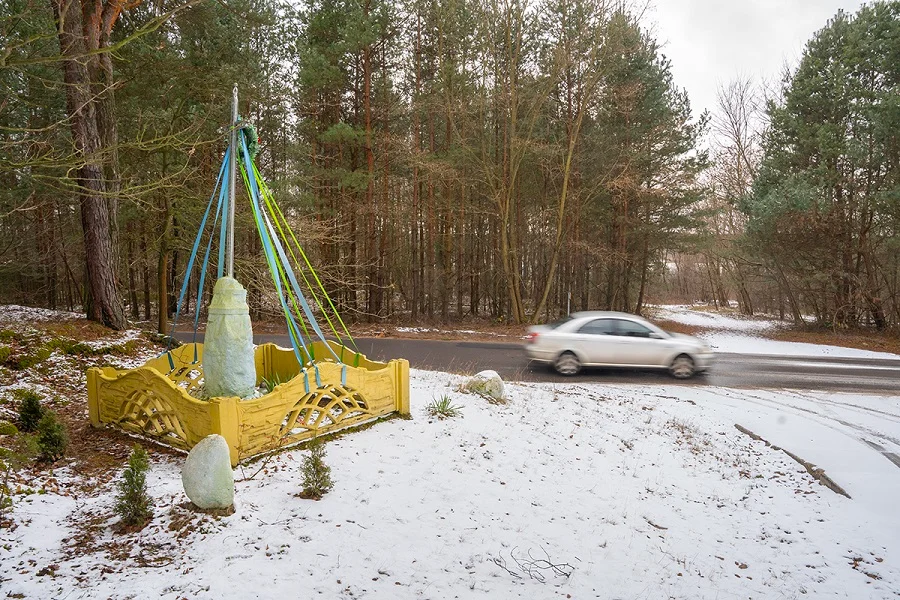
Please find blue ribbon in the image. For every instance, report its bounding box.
[217,149,230,279]
[240,134,312,370]
[192,164,228,362]
[240,135,342,364]
[168,147,229,350]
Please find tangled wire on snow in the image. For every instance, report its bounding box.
[490,546,577,583]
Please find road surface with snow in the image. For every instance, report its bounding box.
[177,333,900,395]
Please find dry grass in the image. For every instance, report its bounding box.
[40,319,121,342]
[650,319,709,337]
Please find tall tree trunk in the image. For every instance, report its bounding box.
[157,195,172,334]
[362,0,376,321]
[52,0,126,330]
[140,223,151,321]
[127,233,139,320]
[83,0,124,274]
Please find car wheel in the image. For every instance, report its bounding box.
[555,351,581,376]
[669,354,695,379]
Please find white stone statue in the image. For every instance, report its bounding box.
[203,276,257,399]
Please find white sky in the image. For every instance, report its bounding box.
[649,0,868,118]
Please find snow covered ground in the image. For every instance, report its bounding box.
[0,305,82,323]
[653,305,900,359]
[653,305,780,333]
[3,370,900,599]
[701,332,900,359]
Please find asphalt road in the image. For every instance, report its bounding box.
[175,332,900,394]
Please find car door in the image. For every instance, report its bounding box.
[574,318,621,364]
[611,319,669,366]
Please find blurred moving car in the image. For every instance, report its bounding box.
[524,311,713,378]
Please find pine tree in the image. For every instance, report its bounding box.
[36,411,68,462]
[18,390,44,433]
[299,438,333,500]
[747,2,900,328]
[115,444,153,528]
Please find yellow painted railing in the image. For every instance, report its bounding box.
[87,343,410,465]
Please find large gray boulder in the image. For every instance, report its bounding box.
[182,434,234,510]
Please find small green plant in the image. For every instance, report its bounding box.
[0,420,17,436]
[262,372,296,393]
[114,445,153,528]
[17,390,44,432]
[36,411,68,462]
[425,394,463,419]
[298,438,333,500]
[14,347,51,370]
[0,460,13,516]
[0,345,11,364]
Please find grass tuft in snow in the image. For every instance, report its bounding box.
[426,394,463,419]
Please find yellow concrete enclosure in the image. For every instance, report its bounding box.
[88,342,410,465]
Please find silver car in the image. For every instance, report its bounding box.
[524,311,713,378]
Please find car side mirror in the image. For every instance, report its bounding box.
[648,332,663,339]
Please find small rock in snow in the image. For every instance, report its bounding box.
[463,370,506,401]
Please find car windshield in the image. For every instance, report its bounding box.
[546,315,574,329]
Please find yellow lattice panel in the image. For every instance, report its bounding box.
[88,362,214,451]
[120,389,185,433]
[87,342,410,465]
[280,383,372,433]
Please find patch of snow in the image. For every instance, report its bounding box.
[395,326,438,333]
[81,329,144,350]
[0,305,81,323]
[653,304,778,332]
[396,327,511,338]
[692,387,900,520]
[0,381,59,403]
[454,330,513,338]
[703,332,900,359]
[3,371,899,598]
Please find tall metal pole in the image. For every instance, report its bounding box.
[227,84,238,278]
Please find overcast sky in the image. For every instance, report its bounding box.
[649,0,868,119]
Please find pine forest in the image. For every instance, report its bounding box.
[1,0,898,331]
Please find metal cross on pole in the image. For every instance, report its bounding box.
[226,84,238,278]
